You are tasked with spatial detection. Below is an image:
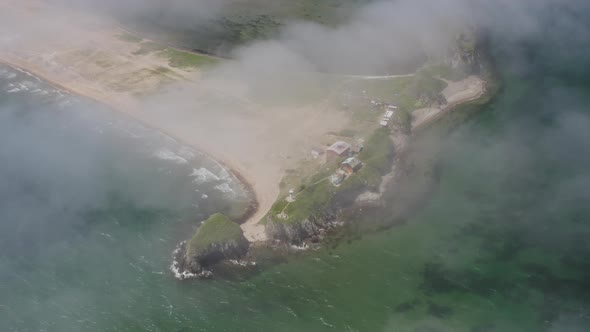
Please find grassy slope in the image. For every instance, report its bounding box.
[272,128,394,224]
[118,34,220,69]
[186,213,243,257]
[266,61,457,226]
[160,48,219,68]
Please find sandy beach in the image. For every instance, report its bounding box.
[0,54,276,242]
[1,1,487,244]
[0,0,354,242]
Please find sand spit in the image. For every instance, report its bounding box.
[0,1,352,242]
[1,1,487,244]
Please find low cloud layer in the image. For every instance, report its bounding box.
[1,0,590,330]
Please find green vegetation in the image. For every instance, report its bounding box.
[344,76,414,105]
[394,108,412,134]
[408,69,448,104]
[341,72,446,121]
[355,128,395,188]
[125,0,370,56]
[160,49,219,69]
[281,180,336,223]
[270,199,290,216]
[186,214,243,257]
[271,128,394,224]
[131,41,219,69]
[340,76,418,126]
[219,15,282,45]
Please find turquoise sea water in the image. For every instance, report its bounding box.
[2,5,590,331]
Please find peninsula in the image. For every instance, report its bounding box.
[1,0,492,278]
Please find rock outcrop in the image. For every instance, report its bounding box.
[446,28,487,75]
[173,213,249,278]
[265,211,340,245]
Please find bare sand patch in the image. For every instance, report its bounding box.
[412,75,486,129]
[442,75,486,104]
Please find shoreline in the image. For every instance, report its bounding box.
[0,58,266,240]
[0,54,488,247]
[363,77,489,208]
[413,80,489,131]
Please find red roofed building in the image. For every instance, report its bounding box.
[326,141,351,161]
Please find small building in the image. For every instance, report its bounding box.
[380,110,395,127]
[287,189,296,202]
[340,157,363,175]
[326,141,352,161]
[384,110,395,120]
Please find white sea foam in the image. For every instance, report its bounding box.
[170,262,199,280]
[191,167,219,184]
[154,149,188,164]
[170,260,213,280]
[57,100,72,109]
[177,146,196,161]
[217,168,231,180]
[229,259,257,267]
[291,244,309,251]
[20,81,35,90]
[6,81,36,93]
[214,183,235,196]
[14,68,41,82]
[122,128,141,139]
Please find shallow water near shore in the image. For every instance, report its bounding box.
[2,10,590,332]
[0,65,252,331]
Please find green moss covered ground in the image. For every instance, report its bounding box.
[186,214,243,257]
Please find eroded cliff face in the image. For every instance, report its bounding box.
[265,211,341,245]
[446,28,488,76]
[183,237,249,272]
[172,214,250,279]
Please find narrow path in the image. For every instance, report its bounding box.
[330,73,415,80]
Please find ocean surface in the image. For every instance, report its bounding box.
[2,6,590,332]
[0,65,251,331]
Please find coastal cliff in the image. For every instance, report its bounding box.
[446,27,491,77]
[266,210,342,245]
[262,30,494,246]
[173,213,249,278]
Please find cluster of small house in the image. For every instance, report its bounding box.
[326,140,364,186]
